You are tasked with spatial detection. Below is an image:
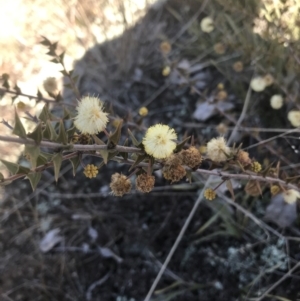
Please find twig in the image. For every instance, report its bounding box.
[252,261,300,301]
[85,271,111,301]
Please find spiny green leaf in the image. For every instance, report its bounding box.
[27,122,42,145]
[67,126,77,141]
[92,134,105,145]
[108,119,123,148]
[16,165,30,175]
[40,36,52,46]
[56,120,68,144]
[12,109,27,139]
[52,153,62,182]
[226,180,235,201]
[37,89,43,102]
[43,120,58,141]
[36,154,48,166]
[175,136,191,153]
[69,156,80,176]
[38,104,51,122]
[27,172,42,191]
[98,149,109,164]
[24,145,41,169]
[0,160,30,175]
[129,154,147,171]
[1,160,19,175]
[0,172,4,181]
[128,128,140,147]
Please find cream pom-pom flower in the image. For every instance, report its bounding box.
[288,110,300,127]
[270,94,283,110]
[200,17,214,33]
[206,136,231,162]
[143,124,177,159]
[74,96,109,134]
[250,76,266,92]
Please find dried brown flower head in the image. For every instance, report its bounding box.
[263,74,274,86]
[232,61,244,72]
[136,174,155,193]
[180,146,202,168]
[245,180,262,196]
[216,123,228,135]
[160,41,172,54]
[162,154,186,183]
[110,173,131,197]
[216,90,228,101]
[237,150,252,166]
[214,42,226,54]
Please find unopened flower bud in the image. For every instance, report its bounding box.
[204,188,216,201]
[83,164,98,179]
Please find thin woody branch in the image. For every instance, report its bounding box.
[0,135,143,153]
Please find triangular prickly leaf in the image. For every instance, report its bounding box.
[1,159,19,175]
[98,149,109,164]
[12,109,27,139]
[69,156,80,176]
[17,165,30,175]
[24,145,41,169]
[36,154,48,166]
[27,122,42,145]
[285,175,300,184]
[0,172,4,181]
[226,180,235,201]
[175,136,191,153]
[40,36,52,46]
[56,120,68,144]
[129,154,147,171]
[43,120,58,141]
[63,107,70,119]
[27,172,42,191]
[108,119,123,148]
[92,134,105,145]
[52,153,62,182]
[67,126,77,142]
[128,129,140,147]
[38,104,51,122]
[37,89,43,102]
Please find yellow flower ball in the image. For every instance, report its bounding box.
[143,124,177,159]
[139,107,148,116]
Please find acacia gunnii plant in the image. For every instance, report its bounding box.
[0,37,300,205]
